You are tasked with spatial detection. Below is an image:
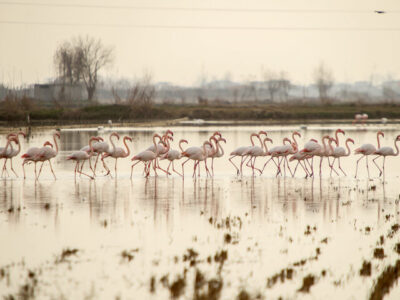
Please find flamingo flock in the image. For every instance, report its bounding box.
[1,128,399,180]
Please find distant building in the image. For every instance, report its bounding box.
[34,83,85,101]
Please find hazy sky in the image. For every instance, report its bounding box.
[1,0,400,86]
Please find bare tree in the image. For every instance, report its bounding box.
[127,74,156,118]
[263,70,280,102]
[54,35,114,102]
[313,63,334,104]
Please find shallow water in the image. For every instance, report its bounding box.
[1,124,400,299]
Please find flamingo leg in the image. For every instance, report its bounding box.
[300,161,309,178]
[77,164,94,179]
[9,158,18,177]
[229,155,240,175]
[205,160,211,177]
[366,156,370,179]
[182,158,191,177]
[22,160,27,179]
[211,157,215,177]
[329,158,336,177]
[166,161,172,176]
[93,153,100,176]
[373,156,382,177]
[37,161,45,178]
[338,158,347,176]
[172,161,182,177]
[130,161,141,179]
[382,157,386,179]
[155,157,170,175]
[355,155,364,178]
[285,157,293,177]
[48,160,56,180]
[319,157,323,177]
[34,162,38,180]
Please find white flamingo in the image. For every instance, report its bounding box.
[354,131,384,178]
[181,141,213,178]
[372,134,400,177]
[131,133,162,178]
[1,136,19,177]
[36,132,61,180]
[244,137,273,175]
[160,139,188,177]
[21,141,52,180]
[1,131,26,177]
[229,131,264,175]
[102,134,132,177]
[67,136,101,179]
[329,138,354,176]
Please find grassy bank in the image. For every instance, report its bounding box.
[1,102,400,127]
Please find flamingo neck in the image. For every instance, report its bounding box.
[321,137,327,152]
[250,134,257,146]
[3,138,12,154]
[123,137,130,157]
[110,134,117,153]
[153,135,159,155]
[263,139,269,153]
[394,139,400,156]
[89,138,96,156]
[202,142,209,156]
[217,141,224,156]
[377,133,382,148]
[292,133,298,147]
[179,140,186,152]
[345,140,352,156]
[53,133,59,154]
[335,131,340,146]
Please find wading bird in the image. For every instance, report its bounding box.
[354,131,384,178]
[67,136,102,179]
[373,135,400,178]
[36,132,60,180]
[102,134,132,177]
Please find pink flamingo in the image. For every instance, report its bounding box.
[354,131,384,178]
[160,139,188,177]
[205,132,223,176]
[330,138,354,176]
[353,113,368,125]
[373,135,400,177]
[102,135,132,177]
[229,131,264,175]
[1,136,19,177]
[244,137,273,175]
[79,136,104,175]
[289,151,311,178]
[131,133,162,178]
[1,131,26,177]
[275,132,301,176]
[21,141,52,180]
[92,134,117,175]
[67,136,101,179]
[262,137,292,176]
[181,141,213,178]
[300,138,323,177]
[36,132,61,180]
[145,131,172,175]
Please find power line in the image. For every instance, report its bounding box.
[0,1,396,14]
[1,20,400,31]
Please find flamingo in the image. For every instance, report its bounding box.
[145,131,173,175]
[36,132,61,180]
[131,133,162,178]
[353,113,368,125]
[102,134,132,177]
[1,136,19,177]
[208,136,226,176]
[205,132,223,176]
[1,131,26,177]
[79,136,102,172]
[289,151,311,178]
[160,139,188,177]
[229,131,265,175]
[300,138,322,177]
[181,141,212,178]
[92,133,117,175]
[67,136,102,179]
[354,131,384,178]
[329,138,354,176]
[372,135,400,177]
[244,137,273,175]
[21,141,52,180]
[262,137,293,176]
[329,129,345,174]
[275,131,301,176]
